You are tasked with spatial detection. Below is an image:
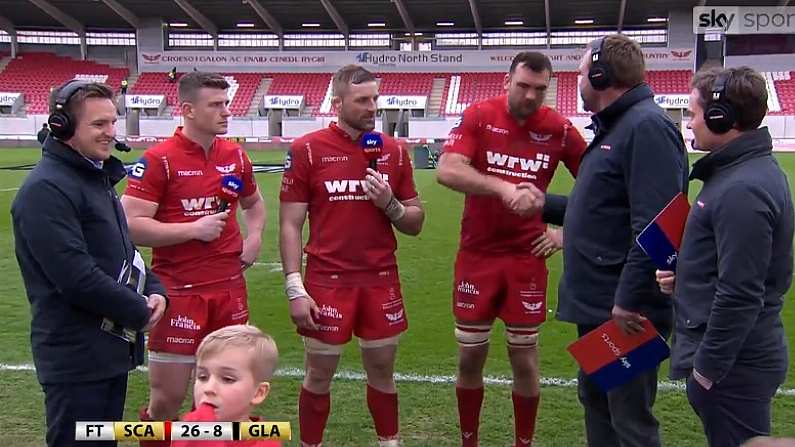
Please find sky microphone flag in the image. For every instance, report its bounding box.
[216,174,243,213]
[636,192,690,271]
[567,319,670,392]
[360,132,383,170]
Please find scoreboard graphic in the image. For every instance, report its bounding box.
[75,421,291,442]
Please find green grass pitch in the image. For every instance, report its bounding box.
[1,147,794,446]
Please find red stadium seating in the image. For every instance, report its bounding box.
[377,72,436,95]
[773,72,795,114]
[456,72,505,107]
[554,70,693,116]
[131,72,264,116]
[555,72,581,116]
[266,73,332,114]
[129,72,179,114]
[0,52,128,114]
[646,70,693,94]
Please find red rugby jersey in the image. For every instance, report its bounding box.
[280,123,418,285]
[124,127,257,289]
[443,96,586,254]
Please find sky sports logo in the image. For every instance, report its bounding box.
[693,6,795,34]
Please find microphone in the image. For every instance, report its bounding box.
[360,132,383,171]
[114,137,132,152]
[217,175,243,213]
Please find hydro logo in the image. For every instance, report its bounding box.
[386,97,418,107]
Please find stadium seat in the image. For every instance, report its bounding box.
[266,73,332,116]
[773,71,795,114]
[130,72,264,116]
[0,52,129,114]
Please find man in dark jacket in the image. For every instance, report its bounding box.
[37,123,49,145]
[657,67,793,447]
[11,80,168,447]
[540,35,688,447]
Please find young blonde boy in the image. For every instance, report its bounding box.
[172,324,281,447]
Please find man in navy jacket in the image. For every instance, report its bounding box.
[539,35,688,447]
[12,80,167,447]
[657,67,793,447]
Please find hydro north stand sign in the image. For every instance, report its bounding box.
[138,48,693,73]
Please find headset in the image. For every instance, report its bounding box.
[47,79,91,140]
[704,70,737,134]
[588,38,612,91]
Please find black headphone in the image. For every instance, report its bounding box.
[588,38,612,91]
[704,70,737,134]
[48,79,91,141]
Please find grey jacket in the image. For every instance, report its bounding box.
[670,127,792,382]
[556,83,688,328]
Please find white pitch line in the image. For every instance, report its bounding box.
[253,262,284,273]
[2,363,795,397]
[0,187,19,192]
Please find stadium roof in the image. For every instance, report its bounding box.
[0,0,788,35]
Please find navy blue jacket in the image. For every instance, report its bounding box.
[557,83,688,328]
[670,127,792,382]
[12,137,166,384]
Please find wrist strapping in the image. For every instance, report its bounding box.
[285,272,307,301]
[384,196,406,222]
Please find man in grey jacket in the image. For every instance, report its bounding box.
[542,34,688,447]
[657,66,793,447]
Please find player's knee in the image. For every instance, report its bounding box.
[304,365,335,391]
[148,390,185,420]
[455,324,492,349]
[364,358,395,382]
[505,326,539,350]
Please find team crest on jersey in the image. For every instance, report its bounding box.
[529,131,553,143]
[215,163,236,174]
[128,157,147,179]
[284,151,293,170]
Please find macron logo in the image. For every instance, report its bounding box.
[522,301,543,312]
[457,281,480,296]
[385,310,404,322]
[486,151,549,172]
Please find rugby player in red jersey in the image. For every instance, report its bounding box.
[437,52,587,447]
[121,72,266,435]
[280,65,425,447]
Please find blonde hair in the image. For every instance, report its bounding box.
[196,325,278,382]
